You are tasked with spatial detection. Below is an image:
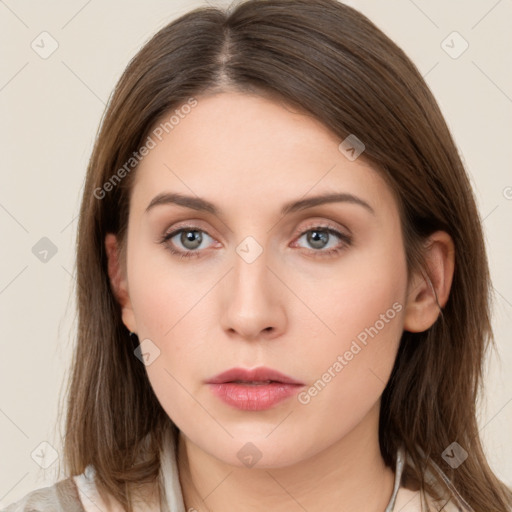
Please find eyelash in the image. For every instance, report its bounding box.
[158,223,352,260]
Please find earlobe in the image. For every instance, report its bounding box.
[104,233,137,333]
[403,231,455,333]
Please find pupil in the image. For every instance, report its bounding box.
[309,230,328,249]
[182,230,202,249]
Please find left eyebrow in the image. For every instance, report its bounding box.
[144,191,375,216]
[280,192,375,216]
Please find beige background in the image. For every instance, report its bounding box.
[1,0,511,506]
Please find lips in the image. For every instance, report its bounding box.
[206,367,305,411]
[205,366,304,385]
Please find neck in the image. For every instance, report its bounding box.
[176,402,396,512]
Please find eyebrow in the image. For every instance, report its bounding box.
[144,191,375,216]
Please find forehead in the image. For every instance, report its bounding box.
[131,92,398,220]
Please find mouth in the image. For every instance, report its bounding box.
[206,367,305,411]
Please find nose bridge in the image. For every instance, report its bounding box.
[233,244,269,299]
[220,236,285,339]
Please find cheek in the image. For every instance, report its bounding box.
[127,238,215,343]
[126,250,209,427]
[125,244,223,421]
[298,234,406,349]
[298,279,404,399]
[294,241,406,421]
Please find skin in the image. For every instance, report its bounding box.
[105,91,455,512]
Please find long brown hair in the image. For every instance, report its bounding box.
[63,0,512,510]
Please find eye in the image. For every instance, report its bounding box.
[159,222,352,260]
[159,227,216,259]
[292,224,352,257]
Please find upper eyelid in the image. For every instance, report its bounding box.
[163,214,351,233]
[162,221,351,249]
[163,220,349,239]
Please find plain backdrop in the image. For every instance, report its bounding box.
[1,0,511,507]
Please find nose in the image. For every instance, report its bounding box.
[219,246,287,341]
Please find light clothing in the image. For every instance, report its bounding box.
[1,428,471,511]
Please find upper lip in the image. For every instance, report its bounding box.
[206,366,304,385]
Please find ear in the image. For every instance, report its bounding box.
[105,233,137,333]
[403,231,455,333]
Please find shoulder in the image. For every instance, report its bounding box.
[1,477,85,512]
[398,447,476,512]
[393,487,466,512]
[393,485,469,511]
[72,465,160,512]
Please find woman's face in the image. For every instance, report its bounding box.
[110,91,411,467]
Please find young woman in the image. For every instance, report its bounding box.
[3,0,511,511]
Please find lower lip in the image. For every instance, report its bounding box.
[207,382,304,411]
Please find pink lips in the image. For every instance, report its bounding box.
[206,367,304,385]
[206,367,305,411]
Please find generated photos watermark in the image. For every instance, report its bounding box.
[298,301,403,405]
[93,96,198,200]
